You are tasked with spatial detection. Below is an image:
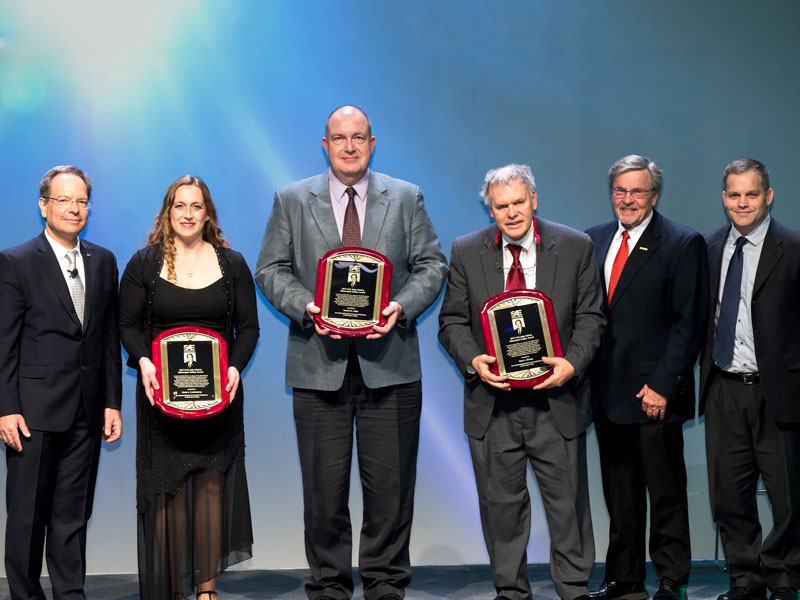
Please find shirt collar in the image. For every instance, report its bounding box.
[328,169,369,204]
[44,229,80,257]
[728,215,771,247]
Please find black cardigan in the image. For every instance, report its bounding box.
[119,244,259,372]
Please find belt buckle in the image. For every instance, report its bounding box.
[742,372,758,385]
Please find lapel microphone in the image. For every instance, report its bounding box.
[68,268,78,278]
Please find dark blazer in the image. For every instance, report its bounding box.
[438,220,606,440]
[0,232,122,432]
[255,170,448,391]
[699,218,800,424]
[586,210,709,424]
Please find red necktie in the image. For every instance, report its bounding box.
[341,186,361,247]
[607,230,629,303]
[505,244,526,290]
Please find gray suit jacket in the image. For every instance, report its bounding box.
[255,170,447,391]
[438,220,606,440]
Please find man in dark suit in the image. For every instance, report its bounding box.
[586,155,708,600]
[255,105,447,600]
[698,159,799,600]
[0,165,122,599]
[438,164,605,600]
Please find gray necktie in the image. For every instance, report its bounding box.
[65,249,85,327]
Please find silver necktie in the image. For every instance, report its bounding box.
[65,249,85,327]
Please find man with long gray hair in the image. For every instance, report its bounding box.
[439,163,605,600]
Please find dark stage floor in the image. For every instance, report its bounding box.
[0,561,731,600]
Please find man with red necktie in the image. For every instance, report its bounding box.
[439,163,605,600]
[586,155,709,600]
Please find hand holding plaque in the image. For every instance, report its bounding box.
[313,247,393,337]
[480,290,563,388]
[151,326,230,419]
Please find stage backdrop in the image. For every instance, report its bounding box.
[1,0,798,575]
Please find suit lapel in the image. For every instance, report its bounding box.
[360,172,389,250]
[706,226,728,312]
[753,220,783,296]
[308,175,341,250]
[35,233,81,327]
[480,229,504,298]
[593,222,616,299]
[608,211,662,311]
[535,221,557,297]
[81,242,95,328]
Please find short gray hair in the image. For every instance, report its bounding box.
[480,164,536,206]
[608,155,662,194]
[39,165,92,199]
[722,158,770,192]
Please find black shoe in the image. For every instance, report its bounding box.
[717,588,767,600]
[769,589,799,600]
[590,582,648,600]
[653,579,686,600]
[494,597,514,600]
[376,594,402,600]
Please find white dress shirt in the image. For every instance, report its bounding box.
[714,216,770,373]
[501,224,537,289]
[603,211,654,289]
[44,229,85,296]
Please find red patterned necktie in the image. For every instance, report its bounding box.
[505,244,526,290]
[607,230,630,303]
[341,186,361,247]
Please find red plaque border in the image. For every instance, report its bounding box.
[151,326,230,419]
[479,289,563,388]
[313,247,393,338]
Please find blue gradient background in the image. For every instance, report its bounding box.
[1,0,798,575]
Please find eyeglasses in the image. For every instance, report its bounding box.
[611,187,653,201]
[43,197,93,209]
[328,134,369,146]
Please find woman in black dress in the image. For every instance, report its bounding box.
[119,175,259,600]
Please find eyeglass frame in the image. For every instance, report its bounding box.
[42,196,93,209]
[610,187,655,201]
[327,133,370,146]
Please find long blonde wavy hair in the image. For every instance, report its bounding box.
[147,175,230,282]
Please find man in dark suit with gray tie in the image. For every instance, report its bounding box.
[586,155,708,600]
[255,106,447,600]
[699,159,800,600]
[438,164,605,600]
[0,165,122,599]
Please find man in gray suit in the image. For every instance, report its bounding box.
[255,105,447,600]
[438,164,605,600]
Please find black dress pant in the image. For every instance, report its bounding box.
[4,401,102,600]
[705,373,800,590]
[293,354,422,600]
[595,408,691,584]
